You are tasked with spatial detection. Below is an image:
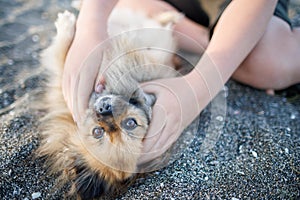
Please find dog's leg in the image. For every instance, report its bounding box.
[41,11,76,74]
[71,0,82,10]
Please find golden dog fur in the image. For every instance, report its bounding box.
[38,8,180,199]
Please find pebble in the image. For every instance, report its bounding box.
[290,113,296,119]
[216,116,224,122]
[7,59,14,65]
[236,171,245,175]
[31,192,41,199]
[32,34,40,42]
[1,1,300,200]
[251,151,258,158]
[284,148,289,154]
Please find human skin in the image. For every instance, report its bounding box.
[63,0,118,122]
[138,0,281,163]
[63,0,209,122]
[62,0,300,164]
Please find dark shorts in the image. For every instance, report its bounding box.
[163,0,210,27]
[210,0,292,37]
[163,0,292,36]
[274,0,291,27]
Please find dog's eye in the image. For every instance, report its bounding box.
[129,98,139,106]
[122,118,137,130]
[92,127,105,139]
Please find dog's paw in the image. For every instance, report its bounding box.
[55,10,76,40]
[154,11,184,27]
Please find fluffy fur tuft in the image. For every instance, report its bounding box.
[38,8,180,199]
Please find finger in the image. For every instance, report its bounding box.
[138,123,182,166]
[142,102,168,151]
[140,81,160,94]
[72,52,102,123]
[139,106,183,165]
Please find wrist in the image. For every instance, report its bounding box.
[75,0,119,40]
[76,0,118,27]
[184,53,225,110]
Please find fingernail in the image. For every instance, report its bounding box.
[95,83,104,93]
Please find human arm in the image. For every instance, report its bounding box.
[63,0,118,122]
[139,0,278,164]
[63,0,208,122]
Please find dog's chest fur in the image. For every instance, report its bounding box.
[99,8,178,96]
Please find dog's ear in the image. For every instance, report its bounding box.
[144,93,156,107]
[73,164,111,200]
[130,89,156,107]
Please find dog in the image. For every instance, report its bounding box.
[38,7,182,199]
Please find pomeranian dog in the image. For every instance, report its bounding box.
[38,6,182,200]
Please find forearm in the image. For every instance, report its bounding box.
[65,0,119,70]
[63,0,119,118]
[174,17,209,54]
[76,0,118,36]
[187,0,278,109]
[206,0,277,81]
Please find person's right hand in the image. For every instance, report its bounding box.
[62,0,118,122]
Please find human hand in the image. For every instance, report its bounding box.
[62,36,106,123]
[62,0,118,122]
[138,74,204,165]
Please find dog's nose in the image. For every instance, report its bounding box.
[98,97,112,116]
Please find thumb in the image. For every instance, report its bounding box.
[140,81,162,95]
[142,102,167,152]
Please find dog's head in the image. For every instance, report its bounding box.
[70,88,155,199]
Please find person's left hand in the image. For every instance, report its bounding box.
[138,74,204,165]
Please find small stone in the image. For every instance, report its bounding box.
[32,34,40,42]
[204,176,208,181]
[216,116,224,122]
[258,111,264,115]
[284,148,289,154]
[232,198,240,200]
[7,59,14,65]
[290,113,296,120]
[236,171,245,175]
[234,110,240,115]
[31,192,41,199]
[251,151,258,158]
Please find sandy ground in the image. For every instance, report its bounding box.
[0,0,299,199]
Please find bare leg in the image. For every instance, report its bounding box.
[233,16,300,90]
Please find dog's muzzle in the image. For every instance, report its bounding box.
[98,97,112,116]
